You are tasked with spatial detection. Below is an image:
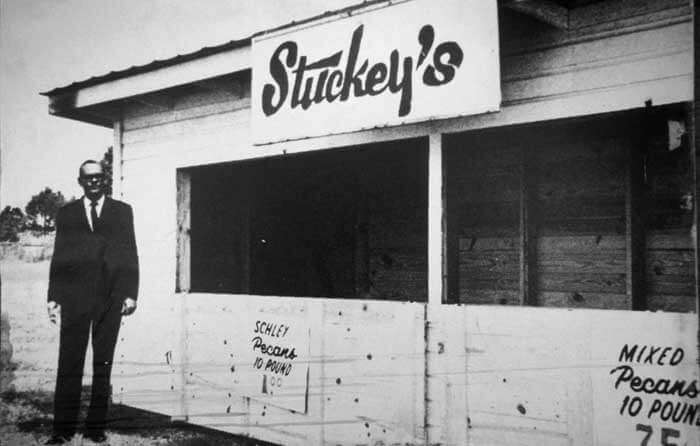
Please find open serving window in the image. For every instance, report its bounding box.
[178,138,428,301]
[177,106,695,313]
[445,106,696,312]
[40,0,698,443]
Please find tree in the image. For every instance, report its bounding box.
[0,206,25,242]
[101,146,113,197]
[25,187,65,233]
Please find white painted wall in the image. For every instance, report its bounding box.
[430,306,699,446]
[107,1,697,444]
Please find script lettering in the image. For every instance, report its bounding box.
[610,344,699,445]
[261,24,463,118]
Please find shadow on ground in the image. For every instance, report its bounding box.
[1,389,278,445]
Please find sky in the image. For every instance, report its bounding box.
[0,0,358,209]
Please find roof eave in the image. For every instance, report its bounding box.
[41,37,251,97]
[42,42,252,126]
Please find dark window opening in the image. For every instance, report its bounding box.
[185,138,428,301]
[445,106,696,312]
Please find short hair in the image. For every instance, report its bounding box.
[78,159,101,177]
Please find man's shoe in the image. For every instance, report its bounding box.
[45,434,72,444]
[85,430,107,443]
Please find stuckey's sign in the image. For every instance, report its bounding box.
[252,0,500,144]
[261,24,464,119]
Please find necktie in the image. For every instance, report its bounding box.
[90,201,99,232]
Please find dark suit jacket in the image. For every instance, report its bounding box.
[48,197,139,312]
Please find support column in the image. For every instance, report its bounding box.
[425,133,444,445]
[428,133,445,307]
[176,170,191,293]
[175,169,191,421]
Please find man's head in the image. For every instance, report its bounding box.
[78,160,105,201]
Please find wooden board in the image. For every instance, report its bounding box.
[113,145,698,446]
[429,305,699,446]
[106,3,697,444]
[166,296,425,446]
[113,295,699,446]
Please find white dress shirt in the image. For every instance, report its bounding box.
[82,195,105,231]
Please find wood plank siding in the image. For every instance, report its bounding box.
[104,1,696,445]
[445,110,696,311]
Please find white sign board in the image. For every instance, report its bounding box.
[457,307,698,446]
[591,315,699,446]
[239,317,310,413]
[252,0,500,144]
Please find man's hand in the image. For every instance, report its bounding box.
[47,301,60,324]
[121,298,137,316]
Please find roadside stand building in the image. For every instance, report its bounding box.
[42,1,699,445]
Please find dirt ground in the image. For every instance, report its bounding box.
[0,387,261,445]
[0,258,270,446]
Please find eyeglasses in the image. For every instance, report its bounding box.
[80,174,105,183]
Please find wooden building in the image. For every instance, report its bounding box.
[43,0,698,445]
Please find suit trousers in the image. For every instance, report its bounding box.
[52,296,122,436]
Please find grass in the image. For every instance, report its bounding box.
[1,258,276,445]
[0,388,270,445]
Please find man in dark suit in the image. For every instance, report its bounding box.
[46,160,139,444]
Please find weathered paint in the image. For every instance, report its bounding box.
[251,0,500,144]
[114,300,699,445]
[430,306,699,446]
[45,1,697,445]
[115,296,426,445]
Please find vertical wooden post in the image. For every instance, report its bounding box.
[176,170,191,293]
[627,112,648,311]
[425,133,444,445]
[520,145,538,306]
[173,168,191,422]
[112,117,123,199]
[428,133,445,307]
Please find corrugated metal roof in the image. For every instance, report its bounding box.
[254,0,388,39]
[41,0,388,97]
[40,37,251,96]
[41,0,594,98]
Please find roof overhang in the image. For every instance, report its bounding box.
[42,41,251,127]
[42,0,590,128]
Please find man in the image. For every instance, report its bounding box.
[46,160,139,444]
